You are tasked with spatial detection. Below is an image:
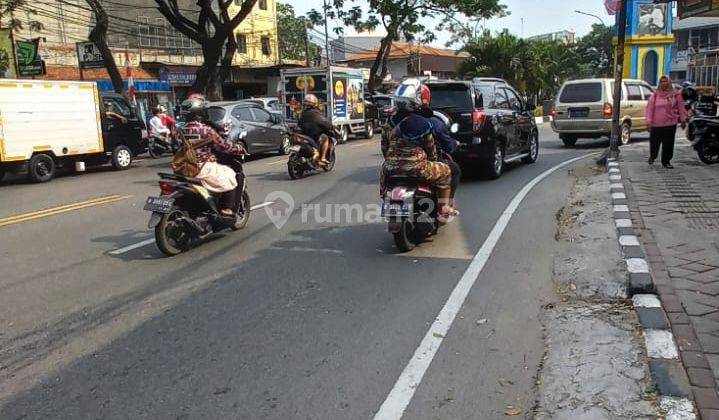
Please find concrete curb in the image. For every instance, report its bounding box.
[606,157,698,418]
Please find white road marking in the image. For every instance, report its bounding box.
[373,153,597,420]
[271,246,343,254]
[633,294,662,308]
[108,238,156,255]
[645,329,679,359]
[108,201,275,255]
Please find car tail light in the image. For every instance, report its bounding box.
[159,182,176,195]
[387,106,397,116]
[603,102,613,118]
[472,109,486,131]
[551,108,558,119]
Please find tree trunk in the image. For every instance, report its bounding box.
[86,0,123,94]
[192,40,223,100]
[368,33,394,93]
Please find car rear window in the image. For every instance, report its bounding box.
[429,84,473,110]
[559,83,603,103]
[207,107,226,123]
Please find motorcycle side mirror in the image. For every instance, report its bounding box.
[239,131,248,139]
[450,123,459,134]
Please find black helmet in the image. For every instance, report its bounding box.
[180,93,209,119]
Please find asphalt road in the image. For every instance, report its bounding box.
[0,127,618,419]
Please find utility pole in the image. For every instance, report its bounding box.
[304,21,311,67]
[608,0,628,161]
[323,0,330,67]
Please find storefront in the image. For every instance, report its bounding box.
[97,79,174,124]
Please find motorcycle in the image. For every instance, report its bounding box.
[287,130,337,179]
[686,94,719,165]
[144,152,250,256]
[147,129,180,159]
[382,120,459,252]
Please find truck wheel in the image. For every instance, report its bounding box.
[338,126,349,144]
[112,145,133,170]
[0,167,5,183]
[28,153,56,183]
[364,122,375,139]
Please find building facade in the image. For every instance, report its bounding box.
[670,17,719,88]
[527,31,575,45]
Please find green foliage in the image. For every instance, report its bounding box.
[574,24,614,78]
[277,3,320,62]
[0,0,44,32]
[309,0,506,91]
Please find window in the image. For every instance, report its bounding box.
[261,36,271,56]
[258,0,267,10]
[105,98,132,118]
[640,84,654,99]
[231,106,253,122]
[559,83,602,103]
[626,83,643,100]
[503,88,523,111]
[475,85,495,108]
[208,107,227,124]
[494,89,510,109]
[236,33,247,54]
[429,84,474,110]
[251,107,272,123]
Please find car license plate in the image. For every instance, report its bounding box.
[569,109,589,118]
[143,196,174,213]
[382,201,412,217]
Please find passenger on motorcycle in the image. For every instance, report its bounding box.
[382,80,461,215]
[149,106,171,142]
[382,81,458,223]
[179,94,247,220]
[299,94,334,166]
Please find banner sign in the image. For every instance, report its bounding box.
[0,28,17,78]
[605,0,620,15]
[16,39,45,76]
[76,42,105,69]
[159,68,197,85]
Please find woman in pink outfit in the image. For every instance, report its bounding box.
[645,75,687,168]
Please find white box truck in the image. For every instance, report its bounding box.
[280,66,377,143]
[0,79,145,183]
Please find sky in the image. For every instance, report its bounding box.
[285,0,614,47]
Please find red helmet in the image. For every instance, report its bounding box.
[420,84,431,106]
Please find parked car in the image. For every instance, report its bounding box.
[551,78,655,146]
[370,93,396,125]
[427,79,539,179]
[208,101,291,155]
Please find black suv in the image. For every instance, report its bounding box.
[427,79,539,178]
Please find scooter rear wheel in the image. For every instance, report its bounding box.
[393,219,420,252]
[288,157,304,179]
[698,143,719,164]
[231,191,251,230]
[155,207,192,256]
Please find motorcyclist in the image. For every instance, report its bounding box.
[179,93,247,221]
[382,80,457,223]
[149,105,171,143]
[383,79,461,213]
[298,94,334,166]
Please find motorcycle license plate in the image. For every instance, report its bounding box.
[382,201,412,217]
[143,196,174,213]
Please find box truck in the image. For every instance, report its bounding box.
[280,66,377,143]
[0,79,145,183]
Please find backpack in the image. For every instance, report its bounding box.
[171,128,214,178]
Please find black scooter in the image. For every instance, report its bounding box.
[144,153,250,256]
[287,131,337,179]
[686,94,719,165]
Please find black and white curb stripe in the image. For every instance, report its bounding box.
[607,158,697,418]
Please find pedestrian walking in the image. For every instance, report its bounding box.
[645,75,687,168]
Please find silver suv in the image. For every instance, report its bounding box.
[551,78,655,147]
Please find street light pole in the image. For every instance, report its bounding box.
[323,0,331,67]
[574,10,606,26]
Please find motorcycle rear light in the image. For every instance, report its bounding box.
[472,109,486,131]
[417,185,433,193]
[159,182,176,195]
[390,187,409,201]
[603,102,613,118]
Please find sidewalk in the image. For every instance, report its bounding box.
[622,140,719,417]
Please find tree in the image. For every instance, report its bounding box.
[0,0,43,32]
[575,23,613,78]
[85,0,124,94]
[154,0,258,100]
[311,0,507,92]
[277,3,319,62]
